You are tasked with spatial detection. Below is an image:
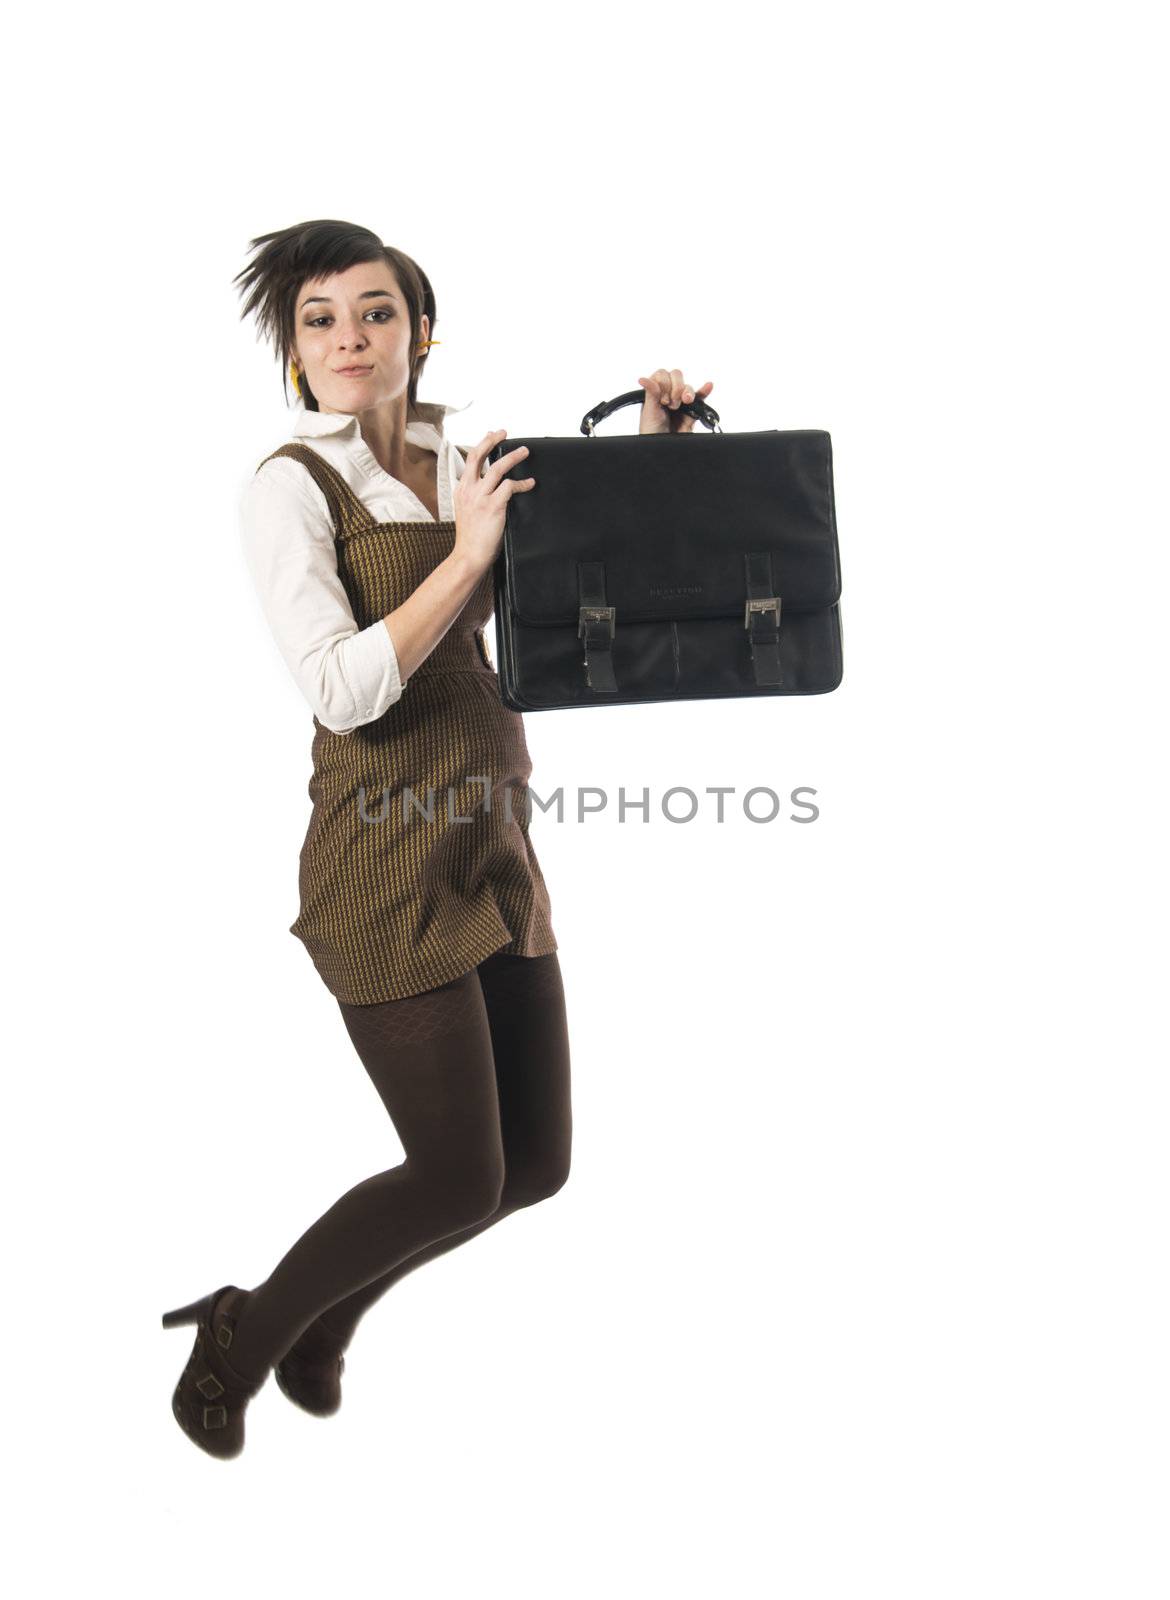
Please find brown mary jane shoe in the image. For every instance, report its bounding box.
[274,1317,347,1418]
[162,1284,266,1459]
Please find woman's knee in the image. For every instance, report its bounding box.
[413,1150,506,1229]
[499,1150,571,1212]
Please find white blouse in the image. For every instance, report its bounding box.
[238,397,474,736]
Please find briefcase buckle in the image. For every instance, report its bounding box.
[745,596,781,628]
[579,605,616,638]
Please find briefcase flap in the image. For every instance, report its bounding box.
[501,429,839,627]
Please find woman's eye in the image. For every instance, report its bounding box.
[305,310,394,329]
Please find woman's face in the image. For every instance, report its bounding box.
[290,262,426,414]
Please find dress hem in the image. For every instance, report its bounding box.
[294,920,560,1007]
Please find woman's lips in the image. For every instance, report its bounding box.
[336,365,373,376]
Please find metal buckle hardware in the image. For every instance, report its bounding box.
[744,596,781,628]
[579,606,616,638]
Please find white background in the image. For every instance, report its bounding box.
[4,1,1166,1595]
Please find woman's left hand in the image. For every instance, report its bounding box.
[637,369,714,434]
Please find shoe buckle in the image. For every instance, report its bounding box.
[203,1404,228,1429]
[196,1371,225,1400]
[217,1323,233,1349]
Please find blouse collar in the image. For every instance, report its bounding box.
[289,396,474,502]
[291,397,473,449]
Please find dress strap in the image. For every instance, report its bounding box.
[255,442,376,542]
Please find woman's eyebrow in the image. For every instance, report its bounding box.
[300,290,398,309]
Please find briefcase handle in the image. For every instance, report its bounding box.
[579,388,723,437]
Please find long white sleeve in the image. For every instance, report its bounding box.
[238,457,404,735]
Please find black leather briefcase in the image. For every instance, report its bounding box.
[488,388,843,712]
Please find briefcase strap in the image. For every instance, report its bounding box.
[577,562,618,693]
[744,552,784,687]
[573,552,782,693]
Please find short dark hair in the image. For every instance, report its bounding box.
[233,218,437,414]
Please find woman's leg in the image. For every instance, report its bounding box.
[306,949,572,1350]
[223,966,507,1384]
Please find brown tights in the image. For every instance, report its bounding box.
[226,949,571,1383]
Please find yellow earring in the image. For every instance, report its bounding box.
[417,340,440,351]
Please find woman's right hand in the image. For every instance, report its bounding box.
[452,430,536,574]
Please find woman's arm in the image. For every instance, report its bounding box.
[238,434,529,734]
[239,460,405,735]
[381,441,491,682]
[380,545,486,683]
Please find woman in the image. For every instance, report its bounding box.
[162,218,713,1459]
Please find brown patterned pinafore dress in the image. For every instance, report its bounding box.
[255,441,558,1005]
